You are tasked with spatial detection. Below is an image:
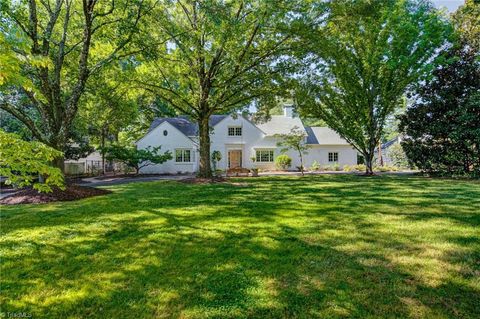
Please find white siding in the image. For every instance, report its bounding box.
[304,145,358,168]
[136,121,196,174]
[136,115,359,174]
[210,116,268,170]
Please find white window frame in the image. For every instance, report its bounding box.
[228,126,242,136]
[328,152,339,163]
[175,148,193,163]
[256,149,274,163]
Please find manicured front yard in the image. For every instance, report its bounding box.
[1,175,479,318]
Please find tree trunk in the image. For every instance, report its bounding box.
[50,137,66,174]
[364,152,374,175]
[198,116,212,178]
[378,141,383,166]
[101,127,106,175]
[299,150,304,176]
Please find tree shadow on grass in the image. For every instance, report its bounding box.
[4,220,478,318]
[1,175,479,318]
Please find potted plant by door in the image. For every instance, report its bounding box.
[250,156,259,177]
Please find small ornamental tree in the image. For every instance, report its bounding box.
[0,130,64,192]
[104,145,172,175]
[276,126,310,175]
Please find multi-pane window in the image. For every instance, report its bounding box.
[256,150,274,162]
[328,152,339,163]
[175,149,192,162]
[228,126,242,136]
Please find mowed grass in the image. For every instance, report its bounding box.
[1,175,479,318]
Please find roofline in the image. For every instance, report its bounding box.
[136,120,197,145]
[256,116,307,136]
[240,114,267,135]
[210,114,229,128]
[135,119,166,144]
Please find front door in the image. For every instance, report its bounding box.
[228,150,242,168]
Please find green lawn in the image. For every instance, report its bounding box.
[1,175,479,318]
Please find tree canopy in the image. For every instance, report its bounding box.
[0,0,152,171]
[1,0,469,180]
[399,43,480,176]
[452,0,480,49]
[295,0,451,174]
[135,0,304,177]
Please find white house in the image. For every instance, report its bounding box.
[136,105,358,174]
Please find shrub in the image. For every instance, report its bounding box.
[333,163,341,171]
[275,154,292,170]
[310,160,320,171]
[375,165,399,172]
[322,165,331,171]
[343,165,354,172]
[355,164,367,172]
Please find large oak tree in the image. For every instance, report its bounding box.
[135,0,306,177]
[0,0,151,171]
[295,0,451,174]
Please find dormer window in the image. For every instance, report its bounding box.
[228,126,242,136]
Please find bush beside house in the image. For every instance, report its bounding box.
[275,155,292,170]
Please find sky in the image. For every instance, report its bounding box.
[432,0,464,12]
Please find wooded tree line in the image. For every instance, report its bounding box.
[1,0,478,178]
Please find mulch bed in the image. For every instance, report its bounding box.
[0,185,111,205]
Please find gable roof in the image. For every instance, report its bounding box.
[305,126,350,145]
[381,136,400,149]
[147,115,228,137]
[255,115,306,136]
[144,115,351,146]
